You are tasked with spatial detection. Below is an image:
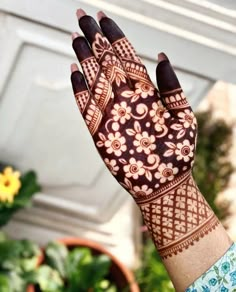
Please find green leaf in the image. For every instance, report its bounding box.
[0,274,11,292]
[35,265,64,291]
[0,239,40,272]
[65,248,112,291]
[45,242,68,278]
[8,271,27,292]
[213,265,219,275]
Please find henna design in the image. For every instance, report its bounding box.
[112,37,141,63]
[74,89,102,135]
[138,175,219,259]
[162,89,190,110]
[72,14,219,259]
[81,57,99,87]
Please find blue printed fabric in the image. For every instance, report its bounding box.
[186,243,236,292]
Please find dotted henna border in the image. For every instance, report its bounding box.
[159,214,220,259]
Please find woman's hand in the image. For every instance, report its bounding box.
[70,9,232,291]
[71,9,197,203]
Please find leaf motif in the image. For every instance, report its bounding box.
[126,129,136,136]
[165,142,176,149]
[177,129,186,139]
[98,133,106,141]
[124,178,132,189]
[131,94,140,103]
[96,141,104,147]
[121,90,135,98]
[171,123,183,131]
[119,158,127,165]
[134,121,141,133]
[145,170,152,181]
[115,76,121,87]
[164,149,174,157]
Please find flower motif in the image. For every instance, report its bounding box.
[208,278,217,286]
[111,102,131,124]
[175,139,194,162]
[221,262,230,274]
[92,33,112,59]
[154,163,178,183]
[0,167,21,203]
[104,158,119,175]
[123,158,145,179]
[135,81,154,98]
[104,132,127,157]
[102,54,126,86]
[150,101,170,124]
[130,185,153,198]
[187,198,198,212]
[133,131,156,154]
[230,271,236,285]
[175,209,185,220]
[175,221,186,232]
[178,109,196,130]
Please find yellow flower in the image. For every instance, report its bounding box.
[0,167,21,203]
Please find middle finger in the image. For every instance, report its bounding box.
[77,9,129,90]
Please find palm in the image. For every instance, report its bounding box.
[94,85,197,198]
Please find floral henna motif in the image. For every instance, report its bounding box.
[92,33,128,88]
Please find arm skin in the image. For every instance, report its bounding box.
[70,9,232,291]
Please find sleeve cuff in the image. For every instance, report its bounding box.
[186,242,236,292]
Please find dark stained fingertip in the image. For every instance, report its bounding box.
[76,8,87,19]
[156,56,181,93]
[97,11,107,21]
[72,32,81,41]
[99,17,125,44]
[71,63,79,73]
[79,15,103,45]
[71,70,88,94]
[157,52,169,63]
[72,36,93,61]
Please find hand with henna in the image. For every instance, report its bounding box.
[70,9,232,291]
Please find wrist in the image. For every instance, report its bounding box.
[136,172,220,259]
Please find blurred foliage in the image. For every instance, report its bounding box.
[0,232,41,292]
[193,110,234,219]
[137,110,234,291]
[0,163,41,227]
[35,241,117,292]
[136,239,174,292]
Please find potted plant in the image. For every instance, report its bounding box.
[0,232,43,292]
[0,163,41,227]
[31,237,139,292]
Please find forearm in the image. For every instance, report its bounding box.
[137,172,232,291]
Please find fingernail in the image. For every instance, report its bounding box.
[157,52,169,63]
[97,11,107,21]
[72,32,80,40]
[71,63,79,73]
[76,8,86,20]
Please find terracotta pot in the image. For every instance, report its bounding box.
[28,237,139,292]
